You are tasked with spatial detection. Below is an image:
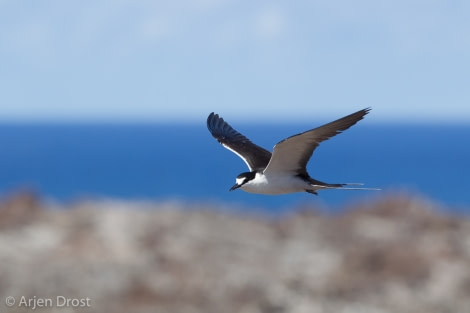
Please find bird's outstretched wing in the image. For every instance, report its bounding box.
[207,112,272,171]
[264,108,370,175]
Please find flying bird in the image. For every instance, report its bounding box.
[207,108,378,195]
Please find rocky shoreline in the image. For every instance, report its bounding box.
[0,192,469,313]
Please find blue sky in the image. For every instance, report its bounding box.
[1,0,469,123]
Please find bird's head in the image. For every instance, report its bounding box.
[229,171,256,191]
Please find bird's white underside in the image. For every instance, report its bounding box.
[239,172,312,195]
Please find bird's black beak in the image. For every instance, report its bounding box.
[229,184,241,192]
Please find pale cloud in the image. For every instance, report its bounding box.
[0,1,287,61]
[9,21,52,54]
[308,0,470,57]
[137,17,173,42]
[211,4,289,50]
[2,0,469,60]
[0,0,469,121]
[255,5,287,39]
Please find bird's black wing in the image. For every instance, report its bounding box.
[264,108,371,175]
[207,112,272,171]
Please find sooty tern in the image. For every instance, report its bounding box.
[207,108,378,195]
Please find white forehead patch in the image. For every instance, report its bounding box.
[236,177,245,185]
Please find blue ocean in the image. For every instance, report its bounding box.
[0,122,468,213]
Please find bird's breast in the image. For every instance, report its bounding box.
[240,173,309,195]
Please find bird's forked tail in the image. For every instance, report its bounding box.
[306,179,380,195]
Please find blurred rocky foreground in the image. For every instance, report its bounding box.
[0,192,469,313]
